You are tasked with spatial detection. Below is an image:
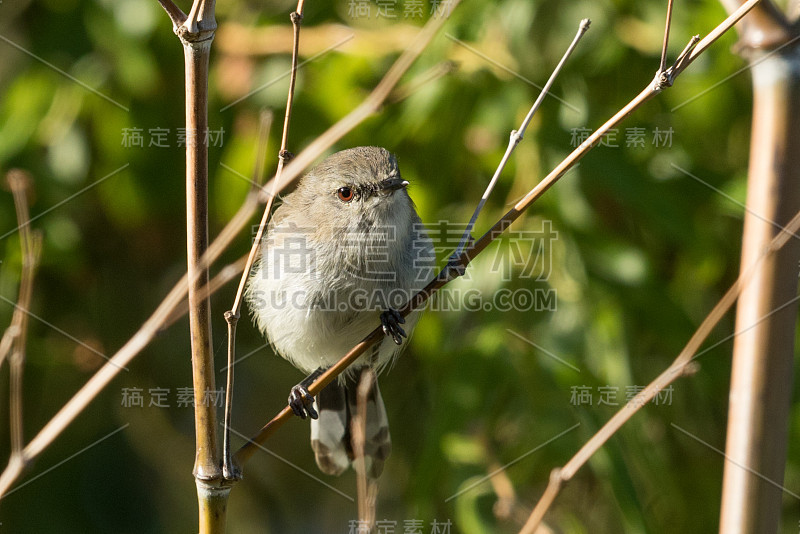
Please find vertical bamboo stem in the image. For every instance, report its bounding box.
[719,43,800,534]
[184,35,220,482]
[168,0,225,530]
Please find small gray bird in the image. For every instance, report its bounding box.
[246,146,435,477]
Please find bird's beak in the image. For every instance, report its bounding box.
[379,177,409,192]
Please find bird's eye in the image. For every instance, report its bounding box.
[337,186,354,202]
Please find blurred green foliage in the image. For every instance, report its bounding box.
[1,0,798,533]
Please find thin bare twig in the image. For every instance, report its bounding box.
[221,307,238,482]
[0,173,38,368]
[452,19,590,261]
[277,2,305,173]
[156,0,188,32]
[352,369,379,531]
[230,2,303,319]
[481,436,529,525]
[517,207,800,534]
[671,0,763,80]
[234,0,762,467]
[221,109,274,479]
[659,0,675,73]
[223,0,306,480]
[4,171,42,460]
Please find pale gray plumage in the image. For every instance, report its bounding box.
[246,146,435,477]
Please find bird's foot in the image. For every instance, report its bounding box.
[288,367,325,419]
[381,308,406,345]
[289,384,317,419]
[445,250,469,280]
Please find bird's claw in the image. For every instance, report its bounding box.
[381,308,406,345]
[445,253,467,280]
[289,384,318,419]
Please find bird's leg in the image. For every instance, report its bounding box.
[289,367,326,419]
[445,238,471,281]
[380,308,406,345]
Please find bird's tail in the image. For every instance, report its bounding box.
[310,371,391,478]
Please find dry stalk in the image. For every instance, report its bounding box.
[223,0,306,480]
[181,3,220,484]
[3,170,42,463]
[220,109,274,479]
[717,1,800,529]
[659,0,675,73]
[0,170,42,497]
[352,369,379,531]
[157,0,228,531]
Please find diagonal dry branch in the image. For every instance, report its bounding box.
[233,0,764,465]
